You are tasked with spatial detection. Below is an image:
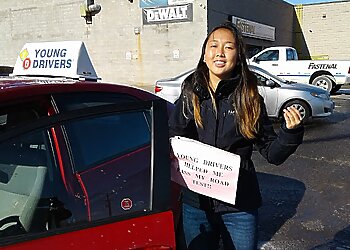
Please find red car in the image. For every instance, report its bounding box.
[0,42,180,249]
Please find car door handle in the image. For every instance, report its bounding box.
[272,64,278,66]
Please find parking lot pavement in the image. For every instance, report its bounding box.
[333,88,350,99]
[255,93,350,250]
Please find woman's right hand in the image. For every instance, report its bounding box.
[283,106,303,129]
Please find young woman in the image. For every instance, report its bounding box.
[169,22,304,250]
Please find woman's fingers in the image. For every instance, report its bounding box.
[283,106,302,129]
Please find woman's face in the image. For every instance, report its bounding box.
[204,28,238,85]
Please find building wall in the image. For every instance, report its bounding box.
[207,0,294,49]
[0,0,207,87]
[0,1,85,71]
[0,0,348,87]
[294,0,350,60]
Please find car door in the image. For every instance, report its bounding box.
[254,49,280,76]
[0,94,176,250]
[255,72,279,117]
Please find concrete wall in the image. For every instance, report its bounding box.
[294,0,350,60]
[0,0,207,87]
[0,1,85,70]
[0,0,348,87]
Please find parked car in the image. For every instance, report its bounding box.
[154,68,194,105]
[0,41,179,250]
[155,65,334,121]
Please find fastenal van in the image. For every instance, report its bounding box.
[249,46,350,93]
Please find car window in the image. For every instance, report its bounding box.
[0,129,53,238]
[0,101,159,244]
[0,104,60,241]
[250,66,287,84]
[65,111,151,172]
[257,50,279,61]
[52,92,138,112]
[254,72,269,86]
[0,126,94,242]
[0,105,46,132]
[286,48,297,60]
[61,110,152,221]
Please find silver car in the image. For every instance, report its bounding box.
[155,65,334,121]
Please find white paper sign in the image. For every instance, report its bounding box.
[170,136,241,205]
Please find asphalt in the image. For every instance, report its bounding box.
[256,86,350,249]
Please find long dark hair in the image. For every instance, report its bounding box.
[184,21,261,139]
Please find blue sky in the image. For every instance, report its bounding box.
[285,0,341,4]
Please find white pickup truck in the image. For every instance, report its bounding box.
[248,46,350,93]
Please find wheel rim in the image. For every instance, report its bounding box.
[315,79,328,89]
[313,77,332,91]
[291,104,306,119]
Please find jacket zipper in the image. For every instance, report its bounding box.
[211,97,220,211]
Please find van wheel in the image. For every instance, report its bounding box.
[282,100,310,122]
[311,75,333,92]
[331,85,341,94]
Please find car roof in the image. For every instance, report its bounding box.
[0,78,158,104]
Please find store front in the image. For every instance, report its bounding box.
[230,16,276,58]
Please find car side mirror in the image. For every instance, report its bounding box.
[252,57,259,63]
[266,79,275,87]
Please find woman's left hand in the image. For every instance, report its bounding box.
[283,106,303,129]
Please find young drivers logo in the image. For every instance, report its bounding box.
[23,58,31,69]
[19,48,31,70]
[121,198,133,210]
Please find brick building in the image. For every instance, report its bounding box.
[294,1,350,60]
[0,0,349,87]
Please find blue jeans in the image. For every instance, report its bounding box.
[182,203,258,250]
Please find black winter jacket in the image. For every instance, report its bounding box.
[169,73,304,213]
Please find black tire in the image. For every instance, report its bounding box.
[282,100,311,122]
[311,75,333,92]
[330,84,341,94]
